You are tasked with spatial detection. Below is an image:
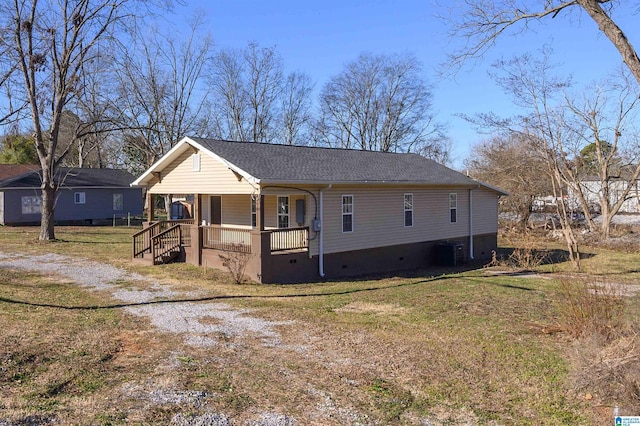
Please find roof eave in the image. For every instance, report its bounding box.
[131,136,259,187]
[258,179,488,187]
[131,137,195,186]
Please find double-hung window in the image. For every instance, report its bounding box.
[21,196,41,214]
[404,193,413,227]
[75,192,86,205]
[277,196,289,228]
[113,193,123,211]
[449,193,457,223]
[342,195,353,233]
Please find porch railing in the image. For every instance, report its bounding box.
[151,225,182,265]
[135,222,310,262]
[162,219,194,229]
[132,219,194,258]
[202,225,252,253]
[270,227,309,252]
[133,222,160,258]
[179,224,192,247]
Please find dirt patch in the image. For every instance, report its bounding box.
[334,301,409,315]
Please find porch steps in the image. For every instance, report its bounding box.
[131,251,180,266]
[160,251,179,264]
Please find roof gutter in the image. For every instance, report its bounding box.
[257,179,484,187]
[318,184,332,278]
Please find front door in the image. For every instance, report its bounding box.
[210,196,221,225]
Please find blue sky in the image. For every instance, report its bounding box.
[177,1,639,169]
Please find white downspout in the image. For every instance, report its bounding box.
[469,188,475,260]
[319,184,332,277]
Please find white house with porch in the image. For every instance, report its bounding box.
[131,137,505,283]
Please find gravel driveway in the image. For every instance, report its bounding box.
[0,252,301,426]
[0,252,288,348]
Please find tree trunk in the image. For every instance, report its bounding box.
[600,204,611,240]
[164,194,173,219]
[564,230,581,270]
[39,183,56,241]
[78,140,85,168]
[578,0,640,85]
[553,172,581,271]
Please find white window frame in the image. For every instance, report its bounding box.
[74,192,86,205]
[192,153,201,171]
[342,195,354,233]
[404,193,413,227]
[21,195,41,215]
[113,193,123,211]
[251,196,257,228]
[449,193,458,224]
[277,196,289,229]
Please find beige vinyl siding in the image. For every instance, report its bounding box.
[221,194,252,228]
[322,187,472,255]
[199,194,254,228]
[472,188,499,234]
[148,150,254,194]
[262,194,307,229]
[201,196,210,224]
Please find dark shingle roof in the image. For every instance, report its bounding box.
[191,138,477,186]
[0,167,136,189]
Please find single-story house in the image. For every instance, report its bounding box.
[131,137,506,283]
[132,138,506,283]
[0,165,143,225]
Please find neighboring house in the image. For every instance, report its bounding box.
[0,166,143,225]
[0,164,39,181]
[568,176,640,214]
[131,137,506,283]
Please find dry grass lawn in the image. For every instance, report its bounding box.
[1,226,639,424]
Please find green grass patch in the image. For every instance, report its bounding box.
[1,226,639,424]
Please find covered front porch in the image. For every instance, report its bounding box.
[132,191,318,283]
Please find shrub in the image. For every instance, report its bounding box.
[492,230,550,269]
[566,324,640,423]
[218,245,254,284]
[556,276,625,340]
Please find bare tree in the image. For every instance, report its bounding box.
[244,42,283,143]
[476,52,640,265]
[115,18,213,174]
[0,25,27,125]
[57,109,110,168]
[69,51,121,168]
[466,133,552,228]
[443,0,640,85]
[562,69,640,238]
[469,51,582,267]
[281,71,314,145]
[314,52,449,158]
[0,0,145,240]
[209,48,249,141]
[209,42,313,145]
[114,17,213,218]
